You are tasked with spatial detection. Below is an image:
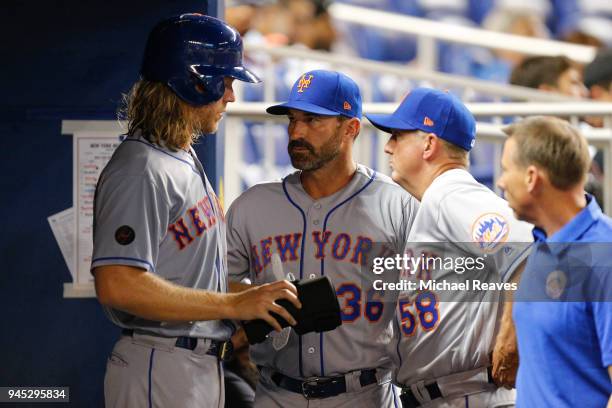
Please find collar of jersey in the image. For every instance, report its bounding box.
[421,168,471,203]
[288,164,371,204]
[128,131,192,159]
[123,132,198,175]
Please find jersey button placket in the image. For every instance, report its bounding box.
[310,202,323,279]
[312,202,322,226]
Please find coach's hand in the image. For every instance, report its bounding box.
[227,280,302,332]
[492,339,519,388]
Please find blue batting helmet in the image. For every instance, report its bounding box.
[141,13,260,106]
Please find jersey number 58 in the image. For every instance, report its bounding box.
[398,291,439,336]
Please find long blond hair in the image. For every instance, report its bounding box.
[120,79,201,151]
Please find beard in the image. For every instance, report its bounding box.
[288,129,342,171]
[189,100,224,136]
[194,109,220,135]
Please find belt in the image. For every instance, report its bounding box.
[400,367,494,408]
[121,329,233,361]
[270,369,378,399]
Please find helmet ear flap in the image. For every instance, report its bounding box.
[167,73,225,106]
[199,75,226,103]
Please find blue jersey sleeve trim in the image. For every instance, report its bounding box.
[282,177,308,379]
[318,171,377,376]
[92,256,155,272]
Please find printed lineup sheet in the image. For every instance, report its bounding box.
[47,207,75,281]
[73,133,122,284]
[48,123,124,290]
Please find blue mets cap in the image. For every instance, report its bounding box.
[366,87,476,151]
[267,70,362,119]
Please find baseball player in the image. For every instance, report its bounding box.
[91,14,301,408]
[366,88,533,407]
[226,69,419,407]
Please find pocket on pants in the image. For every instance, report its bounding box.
[107,351,129,368]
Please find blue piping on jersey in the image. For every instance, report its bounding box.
[395,312,403,369]
[124,137,230,336]
[184,145,224,294]
[202,185,223,292]
[318,171,377,376]
[124,138,200,176]
[465,395,469,408]
[148,348,155,408]
[92,256,155,271]
[319,170,377,275]
[282,177,308,379]
[392,384,399,408]
[119,139,226,293]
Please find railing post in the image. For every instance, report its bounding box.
[263,54,275,102]
[417,36,437,72]
[223,118,244,208]
[491,115,504,195]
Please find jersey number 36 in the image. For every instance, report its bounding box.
[336,283,384,323]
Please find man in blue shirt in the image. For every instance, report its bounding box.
[497,116,612,407]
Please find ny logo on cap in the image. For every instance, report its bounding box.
[423,116,434,126]
[297,74,313,93]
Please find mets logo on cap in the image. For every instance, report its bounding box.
[471,213,509,253]
[297,74,313,92]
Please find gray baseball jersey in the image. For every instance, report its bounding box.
[394,169,532,387]
[91,132,232,341]
[227,164,418,378]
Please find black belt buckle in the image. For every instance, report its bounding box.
[301,377,343,399]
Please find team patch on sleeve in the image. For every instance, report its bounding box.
[471,213,509,252]
[115,225,136,245]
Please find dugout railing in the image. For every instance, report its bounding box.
[241,43,579,104]
[233,40,591,197]
[224,102,612,215]
[327,3,596,70]
[228,27,607,212]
